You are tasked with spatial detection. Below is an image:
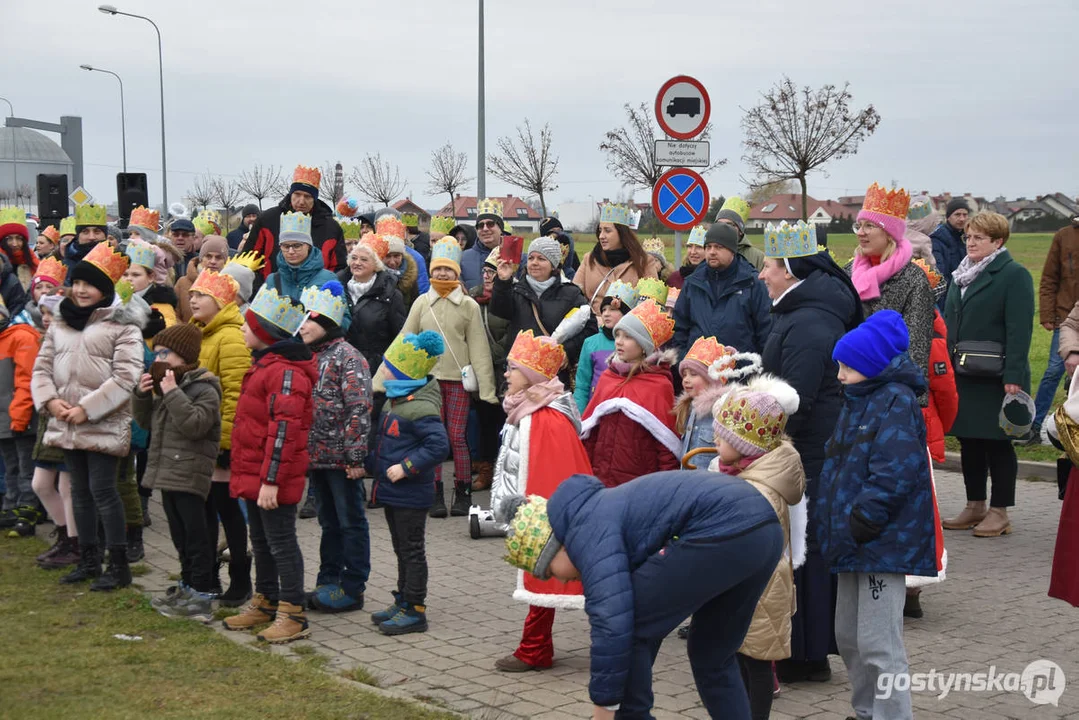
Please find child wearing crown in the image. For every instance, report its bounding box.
[572,281,635,413]
[222,285,318,643]
[580,299,681,487]
[367,331,450,635]
[297,280,373,614]
[122,237,181,342]
[488,326,593,672]
[0,208,41,291]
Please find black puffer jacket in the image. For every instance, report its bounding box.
[337,269,407,372]
[241,194,346,279]
[489,275,596,369]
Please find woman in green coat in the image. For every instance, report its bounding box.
[942,212,1034,538]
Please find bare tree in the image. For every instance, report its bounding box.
[17,184,34,211]
[0,188,12,207]
[743,179,798,206]
[425,143,473,213]
[211,177,244,233]
[599,102,727,191]
[350,154,406,207]
[487,120,559,216]
[187,174,215,211]
[742,77,881,220]
[237,164,283,210]
[320,162,345,208]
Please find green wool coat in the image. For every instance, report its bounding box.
[943,249,1034,440]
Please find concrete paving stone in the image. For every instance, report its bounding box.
[514,687,578,708]
[529,710,580,720]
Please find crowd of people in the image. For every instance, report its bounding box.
[0,165,1077,720]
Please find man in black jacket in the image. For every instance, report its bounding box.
[226,204,260,251]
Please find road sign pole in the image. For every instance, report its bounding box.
[674,231,682,268]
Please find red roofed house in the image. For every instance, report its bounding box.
[392,198,432,229]
[746,193,855,230]
[437,194,542,233]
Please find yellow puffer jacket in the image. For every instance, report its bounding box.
[194,303,250,450]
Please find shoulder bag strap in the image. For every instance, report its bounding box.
[424,295,465,372]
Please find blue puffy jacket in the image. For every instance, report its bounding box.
[367,379,449,509]
[546,471,779,707]
[673,255,772,355]
[264,247,350,330]
[816,353,937,577]
[930,222,966,308]
[404,246,430,295]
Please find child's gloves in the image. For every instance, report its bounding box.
[216,449,230,470]
[850,508,883,545]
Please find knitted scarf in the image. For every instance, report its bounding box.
[503,376,565,425]
[850,236,913,301]
[952,247,1006,298]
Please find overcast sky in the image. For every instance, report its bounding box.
[4,0,1077,211]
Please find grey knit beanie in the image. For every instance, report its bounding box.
[527,237,562,269]
[614,311,656,355]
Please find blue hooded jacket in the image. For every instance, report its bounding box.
[815,353,937,577]
[672,255,772,355]
[546,471,779,707]
[930,221,966,309]
[264,246,349,330]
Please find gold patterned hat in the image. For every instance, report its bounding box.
[383,330,445,380]
[430,237,462,275]
[501,495,560,579]
[74,204,108,229]
[477,198,504,223]
[59,216,77,237]
[635,277,669,307]
[712,378,799,456]
[764,220,818,259]
[687,225,708,247]
[430,216,455,235]
[599,202,641,230]
[507,330,566,382]
[248,284,306,336]
[190,269,240,308]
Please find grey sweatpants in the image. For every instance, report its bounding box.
[835,572,912,720]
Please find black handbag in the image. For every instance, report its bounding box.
[952,340,1005,378]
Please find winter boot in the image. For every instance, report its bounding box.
[90,546,132,592]
[140,494,152,528]
[471,461,493,492]
[60,544,101,584]
[219,554,252,608]
[973,507,1012,537]
[450,484,471,517]
[298,493,317,520]
[126,525,145,563]
[942,501,987,530]
[903,588,924,618]
[0,508,17,529]
[428,483,448,519]
[371,591,404,625]
[7,506,42,537]
[379,602,428,635]
[37,525,70,565]
[312,584,364,613]
[256,601,310,643]
[41,535,81,570]
[223,593,277,631]
[159,588,214,623]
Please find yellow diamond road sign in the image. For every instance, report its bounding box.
[69,186,93,206]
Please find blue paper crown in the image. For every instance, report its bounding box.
[431,237,463,265]
[603,279,638,308]
[907,199,933,221]
[125,240,157,270]
[687,225,707,247]
[763,221,818,259]
[249,284,307,336]
[599,203,641,230]
[279,211,312,243]
[300,281,347,327]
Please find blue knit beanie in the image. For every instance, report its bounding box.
[832,309,909,378]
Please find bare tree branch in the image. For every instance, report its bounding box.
[211,177,244,233]
[741,77,881,219]
[350,154,406,207]
[425,143,473,214]
[187,174,215,212]
[237,164,283,210]
[486,120,559,217]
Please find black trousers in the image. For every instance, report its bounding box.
[246,500,304,605]
[958,437,1017,507]
[738,654,774,720]
[473,397,505,463]
[65,450,124,549]
[205,482,249,577]
[161,490,214,592]
[384,506,428,606]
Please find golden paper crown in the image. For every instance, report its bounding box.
[507,330,566,381]
[82,241,130,283]
[719,196,751,223]
[40,225,60,244]
[125,237,158,270]
[684,336,732,370]
[401,213,419,229]
[359,233,389,260]
[339,218,362,240]
[191,269,240,307]
[226,251,264,274]
[59,216,76,236]
[599,202,641,229]
[430,237,462,271]
[642,237,665,255]
[300,281,347,326]
[33,256,67,286]
[430,216,455,235]
[74,204,108,227]
[912,258,944,290]
[280,211,312,241]
[0,206,27,234]
[477,197,503,219]
[861,182,911,220]
[764,220,818,259]
[194,210,222,237]
[628,298,675,348]
[635,277,668,307]
[292,164,321,190]
[249,284,306,336]
[375,216,406,241]
[129,206,160,232]
[503,495,554,575]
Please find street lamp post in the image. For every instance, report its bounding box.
[98,5,165,208]
[477,0,485,199]
[79,65,126,173]
[0,97,16,197]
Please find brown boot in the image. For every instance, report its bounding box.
[256,601,310,643]
[942,501,987,530]
[494,654,544,672]
[472,461,493,492]
[973,507,1012,537]
[223,593,277,631]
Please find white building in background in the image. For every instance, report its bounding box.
[0,128,74,209]
[555,201,599,233]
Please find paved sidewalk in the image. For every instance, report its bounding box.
[130,468,1079,719]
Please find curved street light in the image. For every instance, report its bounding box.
[79,64,127,173]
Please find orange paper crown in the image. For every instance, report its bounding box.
[33,256,67,287]
[628,298,675,349]
[359,233,389,260]
[82,241,130,283]
[684,336,733,370]
[507,330,566,381]
[861,182,911,220]
[190,269,240,307]
[129,206,160,231]
[375,216,407,241]
[39,225,60,245]
[292,165,321,190]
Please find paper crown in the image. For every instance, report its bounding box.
[249,284,306,336]
[507,330,566,381]
[861,182,911,220]
[359,233,389,260]
[226,251,264,274]
[764,220,818,259]
[431,237,463,267]
[687,225,707,246]
[401,213,419,229]
[339,218,362,240]
[82,241,130,283]
[0,207,27,236]
[33,256,67,286]
[74,204,108,227]
[635,277,669,307]
[430,216,455,235]
[125,238,158,270]
[59,216,76,236]
[384,330,444,380]
[191,269,240,307]
[194,210,222,237]
[599,202,642,230]
[627,298,675,348]
[907,197,933,220]
[503,495,554,575]
[336,197,360,217]
[129,206,160,232]
[114,279,135,305]
[912,258,943,289]
[280,211,312,240]
[300,280,347,327]
[665,286,680,309]
[375,216,406,241]
[642,237,665,255]
[477,198,503,219]
[719,196,751,223]
[40,225,60,244]
[684,336,732,370]
[713,390,788,454]
[603,279,638,309]
[292,165,321,190]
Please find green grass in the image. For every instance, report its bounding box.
[0,539,456,720]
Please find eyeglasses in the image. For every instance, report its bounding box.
[280,243,307,253]
[476,220,499,229]
[852,221,883,233]
[153,348,173,360]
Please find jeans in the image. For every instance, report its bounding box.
[0,435,37,509]
[246,500,304,606]
[384,505,428,606]
[1034,328,1066,426]
[958,437,1017,507]
[65,450,124,549]
[311,468,370,598]
[616,522,784,720]
[161,490,214,592]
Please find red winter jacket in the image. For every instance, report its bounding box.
[923,309,958,463]
[229,340,317,505]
